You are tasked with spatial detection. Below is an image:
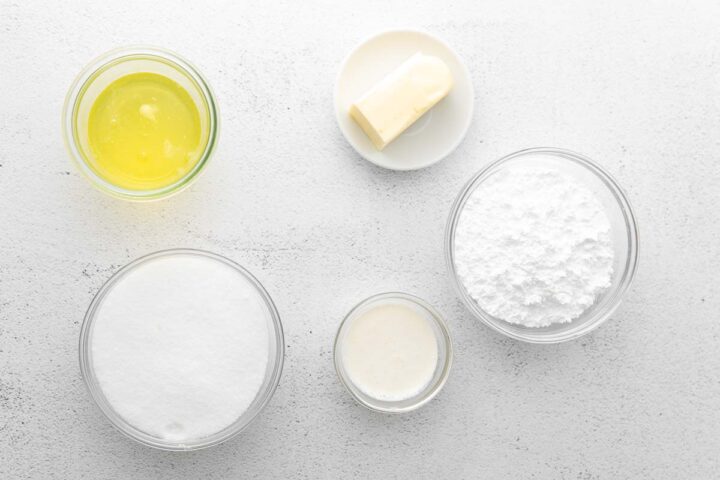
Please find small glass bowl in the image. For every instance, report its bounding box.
[446,148,639,344]
[78,249,284,451]
[62,47,219,201]
[334,292,453,413]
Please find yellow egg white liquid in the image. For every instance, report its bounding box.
[86,72,206,191]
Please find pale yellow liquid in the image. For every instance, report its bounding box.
[86,72,206,191]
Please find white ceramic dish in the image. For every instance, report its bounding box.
[334,29,474,171]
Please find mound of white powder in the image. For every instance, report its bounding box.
[91,253,270,442]
[454,167,615,328]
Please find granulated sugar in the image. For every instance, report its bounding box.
[454,167,615,328]
[91,253,269,442]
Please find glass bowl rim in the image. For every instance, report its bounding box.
[78,248,285,451]
[445,147,640,344]
[333,291,453,413]
[62,46,220,201]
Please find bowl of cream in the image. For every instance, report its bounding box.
[79,249,284,450]
[446,148,639,343]
[334,292,452,413]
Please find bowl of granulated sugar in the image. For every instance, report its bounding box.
[446,148,639,343]
[79,249,284,450]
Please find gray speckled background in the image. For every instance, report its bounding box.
[1,0,719,478]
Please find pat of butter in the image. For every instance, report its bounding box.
[349,53,454,150]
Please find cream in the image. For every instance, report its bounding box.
[340,302,438,402]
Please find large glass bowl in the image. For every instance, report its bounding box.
[446,148,639,343]
[62,47,219,201]
[78,249,284,450]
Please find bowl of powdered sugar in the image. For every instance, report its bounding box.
[446,148,638,343]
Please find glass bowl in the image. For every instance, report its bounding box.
[78,249,284,451]
[445,148,639,344]
[334,292,453,413]
[62,46,219,201]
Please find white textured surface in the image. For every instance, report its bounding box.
[1,0,719,478]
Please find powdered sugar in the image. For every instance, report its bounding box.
[91,253,270,442]
[454,167,615,328]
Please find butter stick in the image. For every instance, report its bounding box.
[350,53,454,150]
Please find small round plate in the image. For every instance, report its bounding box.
[334,29,474,171]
